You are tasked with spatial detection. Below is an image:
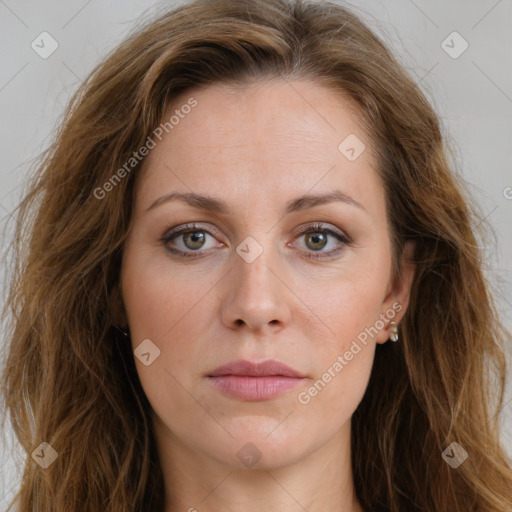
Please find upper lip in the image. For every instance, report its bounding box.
[207,359,306,378]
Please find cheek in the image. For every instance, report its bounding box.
[298,271,387,414]
[121,248,215,343]
[317,273,388,349]
[295,287,379,428]
[120,250,222,401]
[120,253,214,422]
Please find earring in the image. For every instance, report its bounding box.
[389,321,399,342]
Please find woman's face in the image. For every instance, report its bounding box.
[119,79,414,470]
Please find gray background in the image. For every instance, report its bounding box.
[1,0,511,506]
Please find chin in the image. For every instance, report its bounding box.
[203,420,318,470]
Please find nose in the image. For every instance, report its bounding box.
[220,245,291,334]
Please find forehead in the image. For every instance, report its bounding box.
[135,79,381,216]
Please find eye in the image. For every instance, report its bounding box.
[293,222,351,259]
[160,223,222,258]
[160,222,351,260]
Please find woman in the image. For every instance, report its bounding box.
[2,0,511,510]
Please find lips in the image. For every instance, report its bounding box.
[207,359,306,378]
[206,359,307,401]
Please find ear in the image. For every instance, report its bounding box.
[375,240,416,344]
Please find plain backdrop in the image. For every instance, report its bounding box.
[1,0,511,506]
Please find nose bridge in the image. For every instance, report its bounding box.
[221,229,290,332]
[234,230,279,303]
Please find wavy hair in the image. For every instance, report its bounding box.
[2,0,511,510]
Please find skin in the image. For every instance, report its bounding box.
[117,78,416,512]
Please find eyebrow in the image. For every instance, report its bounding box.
[146,189,366,215]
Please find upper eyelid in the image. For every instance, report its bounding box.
[162,222,350,246]
[163,221,345,236]
[162,223,221,240]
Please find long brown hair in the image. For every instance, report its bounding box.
[2,0,511,510]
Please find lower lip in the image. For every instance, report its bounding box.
[207,375,305,401]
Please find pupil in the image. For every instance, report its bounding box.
[185,231,204,249]
[308,233,326,250]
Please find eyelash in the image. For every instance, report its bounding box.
[160,222,351,260]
